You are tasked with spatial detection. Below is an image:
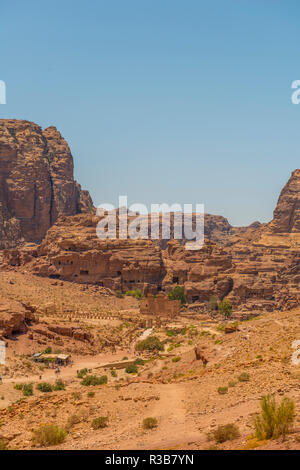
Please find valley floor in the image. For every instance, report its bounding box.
[0,270,299,450]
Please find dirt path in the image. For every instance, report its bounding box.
[121,383,201,450]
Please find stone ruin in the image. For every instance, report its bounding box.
[140,293,181,320]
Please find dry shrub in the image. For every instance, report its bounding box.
[66,414,81,430]
[254,395,295,440]
[0,439,8,450]
[32,424,67,447]
[143,417,158,429]
[238,372,250,382]
[217,386,228,395]
[212,423,240,443]
[91,416,108,430]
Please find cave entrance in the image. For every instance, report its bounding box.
[80,270,89,275]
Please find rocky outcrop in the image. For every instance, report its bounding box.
[1,132,298,317]
[268,169,300,233]
[3,172,299,315]
[47,325,93,343]
[162,239,234,303]
[194,346,208,365]
[5,212,166,294]
[0,299,36,339]
[0,119,93,248]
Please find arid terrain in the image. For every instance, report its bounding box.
[0,271,299,450]
[0,119,299,451]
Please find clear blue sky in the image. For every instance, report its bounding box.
[1,0,299,226]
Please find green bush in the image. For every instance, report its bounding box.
[115,290,124,298]
[125,289,143,299]
[228,381,237,388]
[14,383,23,391]
[217,386,228,395]
[254,395,295,440]
[126,364,138,374]
[172,357,181,363]
[53,379,65,391]
[37,382,53,393]
[143,417,158,429]
[87,391,95,398]
[212,423,240,443]
[81,375,107,386]
[165,327,186,337]
[134,289,143,299]
[91,416,109,430]
[165,329,176,337]
[32,424,67,447]
[44,347,52,354]
[77,368,88,379]
[134,358,145,366]
[218,299,232,319]
[135,336,164,352]
[238,372,250,382]
[168,286,186,305]
[111,369,117,377]
[23,383,33,396]
[98,375,108,385]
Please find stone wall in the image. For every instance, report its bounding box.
[140,293,181,318]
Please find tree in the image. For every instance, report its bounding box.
[168,286,187,305]
[218,299,232,319]
[135,336,164,352]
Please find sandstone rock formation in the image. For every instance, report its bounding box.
[0,119,93,248]
[268,169,300,233]
[4,173,298,315]
[0,120,298,316]
[194,345,208,365]
[0,298,36,339]
[28,213,166,293]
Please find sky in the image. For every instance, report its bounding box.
[1,0,299,226]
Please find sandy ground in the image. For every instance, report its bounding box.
[0,270,299,450]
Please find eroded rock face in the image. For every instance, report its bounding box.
[6,213,166,294]
[6,200,298,314]
[0,299,36,339]
[0,120,93,248]
[162,239,234,303]
[47,325,93,343]
[1,134,299,316]
[269,169,300,233]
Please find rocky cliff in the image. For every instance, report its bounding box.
[0,120,298,315]
[4,167,299,315]
[268,169,300,233]
[0,119,93,248]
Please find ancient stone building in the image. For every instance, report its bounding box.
[140,293,181,319]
